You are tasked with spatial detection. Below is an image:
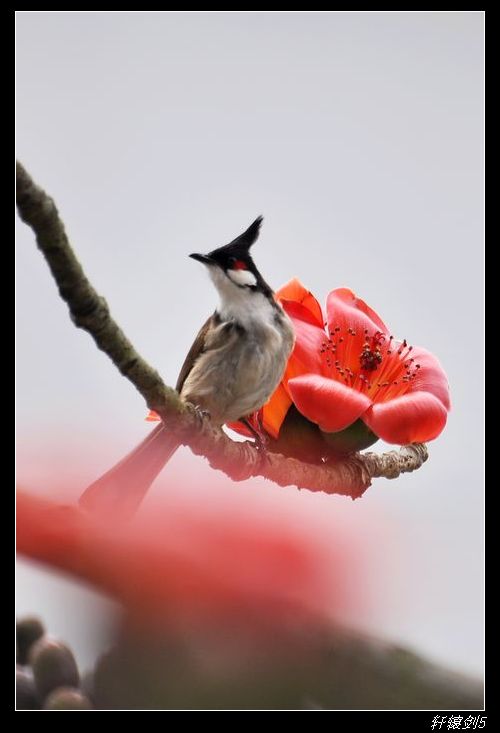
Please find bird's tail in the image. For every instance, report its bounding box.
[79,423,179,519]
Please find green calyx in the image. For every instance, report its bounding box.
[321,418,379,455]
[268,408,378,463]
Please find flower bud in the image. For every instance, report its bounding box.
[44,687,93,710]
[30,637,79,700]
[16,666,40,710]
[16,616,45,665]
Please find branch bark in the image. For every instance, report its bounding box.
[16,161,428,499]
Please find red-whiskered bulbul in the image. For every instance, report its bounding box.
[79,217,295,517]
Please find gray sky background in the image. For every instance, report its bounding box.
[16,11,484,677]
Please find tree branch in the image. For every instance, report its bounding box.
[16,161,428,499]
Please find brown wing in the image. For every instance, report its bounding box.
[175,313,215,393]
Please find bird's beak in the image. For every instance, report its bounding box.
[189,253,215,265]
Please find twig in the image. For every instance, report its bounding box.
[16,161,428,499]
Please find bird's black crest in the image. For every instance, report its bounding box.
[226,216,263,251]
[208,216,263,260]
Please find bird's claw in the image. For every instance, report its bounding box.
[193,405,211,424]
[254,434,271,470]
[240,418,270,470]
[253,431,269,452]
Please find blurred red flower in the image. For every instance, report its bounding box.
[232,279,450,445]
[16,488,349,631]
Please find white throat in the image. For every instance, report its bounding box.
[208,265,276,327]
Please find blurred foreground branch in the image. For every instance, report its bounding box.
[17,614,483,710]
[91,626,484,710]
[16,161,428,499]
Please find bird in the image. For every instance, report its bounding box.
[79,217,295,518]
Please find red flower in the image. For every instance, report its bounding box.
[16,488,342,630]
[233,279,450,445]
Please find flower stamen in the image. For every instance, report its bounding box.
[318,327,422,403]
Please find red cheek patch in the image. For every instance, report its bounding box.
[233,260,248,270]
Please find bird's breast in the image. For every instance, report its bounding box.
[180,308,294,424]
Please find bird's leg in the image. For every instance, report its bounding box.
[241,416,269,451]
[242,416,271,472]
[193,404,211,425]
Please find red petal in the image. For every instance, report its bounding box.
[281,299,326,375]
[262,383,293,439]
[16,491,85,572]
[276,278,324,327]
[407,346,450,410]
[226,420,255,438]
[288,374,372,432]
[326,288,389,337]
[363,391,448,444]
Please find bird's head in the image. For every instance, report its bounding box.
[189,216,274,300]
